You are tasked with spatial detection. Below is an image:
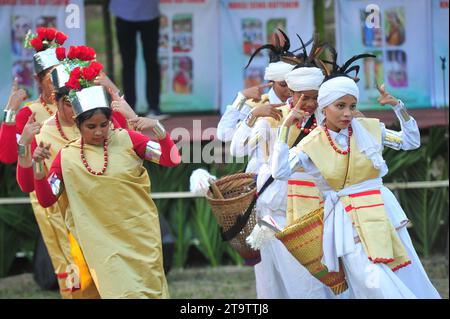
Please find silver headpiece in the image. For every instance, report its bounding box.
[50,64,70,94]
[33,48,59,74]
[69,86,110,117]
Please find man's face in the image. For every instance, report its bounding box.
[272,81,290,102]
[292,90,319,114]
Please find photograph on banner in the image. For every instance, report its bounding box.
[335,0,433,110]
[137,0,219,113]
[220,0,314,113]
[0,0,85,111]
[431,0,449,108]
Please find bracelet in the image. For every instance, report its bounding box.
[245,112,257,127]
[152,121,166,139]
[231,92,247,111]
[394,100,411,122]
[278,125,290,144]
[3,110,16,124]
[32,160,45,176]
[18,143,30,158]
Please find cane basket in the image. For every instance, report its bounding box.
[275,207,348,295]
[206,173,260,262]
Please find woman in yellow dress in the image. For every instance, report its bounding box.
[32,79,181,298]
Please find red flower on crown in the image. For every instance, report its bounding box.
[89,61,103,74]
[30,37,43,51]
[46,28,57,41]
[55,32,68,45]
[55,47,66,60]
[36,27,47,40]
[25,27,68,52]
[64,47,104,93]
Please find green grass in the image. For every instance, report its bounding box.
[0,265,257,299]
[0,257,448,299]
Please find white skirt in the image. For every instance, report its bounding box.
[254,214,333,299]
[381,186,441,299]
[340,187,440,298]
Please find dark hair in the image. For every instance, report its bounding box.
[75,108,112,128]
[36,65,55,82]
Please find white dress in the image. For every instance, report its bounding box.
[272,102,441,299]
[217,91,258,173]
[230,94,332,299]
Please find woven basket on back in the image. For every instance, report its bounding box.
[275,207,348,295]
[206,173,260,260]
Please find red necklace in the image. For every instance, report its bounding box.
[324,124,353,155]
[55,112,69,141]
[80,138,109,176]
[289,101,317,134]
[39,95,54,116]
[296,117,317,133]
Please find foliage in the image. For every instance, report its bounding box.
[0,164,37,278]
[383,127,449,257]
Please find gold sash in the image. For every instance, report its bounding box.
[266,105,321,225]
[61,129,169,298]
[26,101,57,125]
[300,118,410,270]
[286,179,323,226]
[35,121,99,298]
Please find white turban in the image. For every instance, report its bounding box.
[285,67,324,92]
[317,76,359,113]
[316,75,387,174]
[264,61,294,82]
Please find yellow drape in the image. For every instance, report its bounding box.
[300,118,410,270]
[35,121,99,298]
[61,128,169,298]
[27,101,57,124]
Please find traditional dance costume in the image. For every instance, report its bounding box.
[272,72,440,298]
[231,35,332,298]
[33,82,180,298]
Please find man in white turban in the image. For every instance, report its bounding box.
[272,48,440,298]
[230,52,339,298]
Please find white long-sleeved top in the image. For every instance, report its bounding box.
[217,93,252,143]
[230,94,313,216]
[271,101,421,272]
[272,101,421,185]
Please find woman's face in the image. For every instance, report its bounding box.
[272,80,290,102]
[37,67,56,104]
[79,112,110,146]
[57,97,75,122]
[291,90,318,114]
[324,94,357,131]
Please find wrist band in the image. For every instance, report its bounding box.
[278,125,290,144]
[245,112,257,127]
[3,110,16,124]
[393,100,411,122]
[152,121,166,139]
[18,143,30,158]
[231,92,247,111]
[33,160,45,176]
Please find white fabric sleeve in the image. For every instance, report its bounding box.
[271,140,289,180]
[381,100,421,150]
[229,121,254,157]
[216,104,251,142]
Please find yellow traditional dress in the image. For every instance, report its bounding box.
[37,128,173,298]
[33,115,100,299]
[13,100,90,298]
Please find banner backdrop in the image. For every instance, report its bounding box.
[219,0,314,112]
[335,0,433,110]
[135,0,219,113]
[431,0,449,108]
[0,0,85,111]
